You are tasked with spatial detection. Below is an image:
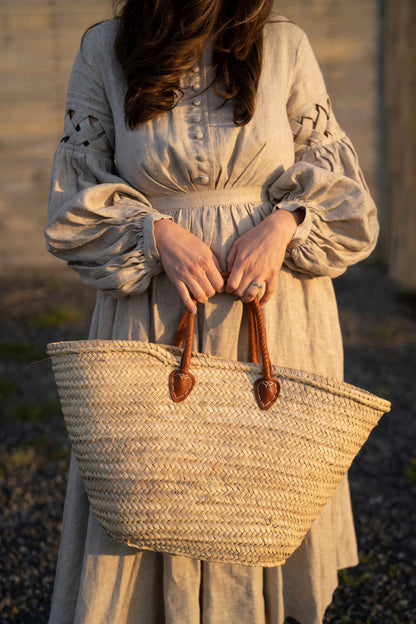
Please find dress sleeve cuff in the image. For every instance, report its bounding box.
[142,212,173,267]
[273,200,313,251]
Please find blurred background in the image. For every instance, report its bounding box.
[0,1,415,623]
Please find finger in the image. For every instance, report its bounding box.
[175,280,197,314]
[258,275,277,305]
[225,264,245,294]
[211,254,225,292]
[241,280,265,303]
[226,243,238,273]
[206,263,225,293]
[185,276,212,304]
[233,273,263,299]
[192,271,218,299]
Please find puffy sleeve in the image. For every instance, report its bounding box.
[268,33,379,278]
[45,30,171,297]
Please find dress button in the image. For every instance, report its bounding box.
[192,84,201,91]
[196,154,207,162]
[199,175,209,184]
[191,114,201,124]
[194,131,204,140]
[192,66,199,73]
[193,99,201,106]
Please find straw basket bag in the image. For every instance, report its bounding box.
[47,296,390,567]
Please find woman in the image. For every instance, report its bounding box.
[45,1,379,622]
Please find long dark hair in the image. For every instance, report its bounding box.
[112,0,274,128]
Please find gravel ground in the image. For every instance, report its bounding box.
[0,263,415,624]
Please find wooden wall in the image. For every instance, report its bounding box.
[0,0,112,272]
[383,0,416,290]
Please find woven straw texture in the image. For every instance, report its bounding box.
[47,339,391,567]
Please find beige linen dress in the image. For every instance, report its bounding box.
[45,16,379,624]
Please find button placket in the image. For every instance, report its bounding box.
[185,66,210,186]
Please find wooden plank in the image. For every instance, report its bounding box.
[383,0,416,289]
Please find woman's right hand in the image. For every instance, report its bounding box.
[153,219,224,314]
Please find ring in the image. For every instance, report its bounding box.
[251,281,263,289]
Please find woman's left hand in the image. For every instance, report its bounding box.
[225,208,303,304]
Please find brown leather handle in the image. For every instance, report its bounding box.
[173,295,260,364]
[173,272,261,361]
[169,283,280,410]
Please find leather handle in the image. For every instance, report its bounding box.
[169,279,280,410]
[173,272,261,362]
[173,295,260,364]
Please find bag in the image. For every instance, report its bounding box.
[47,297,390,567]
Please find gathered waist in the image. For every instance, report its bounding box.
[150,187,269,213]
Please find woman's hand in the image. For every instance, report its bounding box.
[154,219,224,314]
[225,209,303,305]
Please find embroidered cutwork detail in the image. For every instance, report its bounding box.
[60,110,112,153]
[290,98,341,154]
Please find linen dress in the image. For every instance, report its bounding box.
[45,16,379,624]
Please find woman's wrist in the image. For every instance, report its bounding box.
[153,217,176,254]
[266,207,304,241]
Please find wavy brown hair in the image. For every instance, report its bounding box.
[112,0,274,128]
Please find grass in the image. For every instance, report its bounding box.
[403,457,416,483]
[44,275,62,290]
[388,563,402,578]
[370,325,402,340]
[6,398,61,423]
[27,304,79,328]
[338,568,372,589]
[359,551,380,571]
[0,376,19,402]
[17,436,71,461]
[18,435,51,451]
[5,447,36,468]
[49,446,71,461]
[0,440,70,476]
[0,447,37,476]
[0,341,44,362]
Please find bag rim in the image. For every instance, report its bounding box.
[47,339,391,413]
